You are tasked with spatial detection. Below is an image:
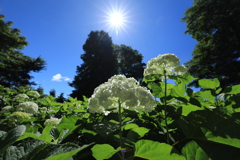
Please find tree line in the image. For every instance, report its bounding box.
[1,0,240,98]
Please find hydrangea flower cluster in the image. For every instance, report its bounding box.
[1,106,14,113]
[27,91,40,98]
[10,111,31,120]
[88,75,156,114]
[144,54,187,79]
[15,94,29,101]
[17,102,38,114]
[44,117,61,126]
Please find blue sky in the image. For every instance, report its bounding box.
[1,0,196,97]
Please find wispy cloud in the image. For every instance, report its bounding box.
[52,74,71,82]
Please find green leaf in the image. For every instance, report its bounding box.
[0,140,45,160]
[224,84,240,94]
[0,131,6,138]
[179,110,240,149]
[20,142,82,160]
[18,125,52,143]
[0,125,26,154]
[45,143,93,160]
[182,140,240,160]
[57,116,79,131]
[73,109,86,113]
[93,122,119,136]
[180,104,203,116]
[82,129,97,136]
[173,73,195,85]
[171,83,186,98]
[189,97,202,107]
[186,88,193,97]
[132,127,149,138]
[181,141,209,160]
[143,74,163,82]
[56,116,80,142]
[134,140,185,160]
[123,123,139,130]
[147,82,164,98]
[199,90,215,100]
[91,144,120,160]
[199,78,220,89]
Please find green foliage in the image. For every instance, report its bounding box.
[0,125,25,154]
[134,140,185,160]
[182,0,240,88]
[0,125,93,160]
[91,144,120,160]
[1,73,240,159]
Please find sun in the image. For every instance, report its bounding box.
[109,12,124,27]
[106,10,127,35]
[98,1,133,36]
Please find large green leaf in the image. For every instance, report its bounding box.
[0,140,45,160]
[182,140,240,160]
[171,83,186,98]
[199,90,215,101]
[45,143,93,160]
[179,110,240,149]
[134,140,185,160]
[0,125,26,154]
[132,127,149,138]
[181,141,209,160]
[198,78,220,89]
[148,82,174,98]
[56,116,80,142]
[57,116,79,130]
[223,84,240,95]
[21,142,81,160]
[179,104,203,116]
[123,123,139,130]
[18,125,52,143]
[91,144,120,160]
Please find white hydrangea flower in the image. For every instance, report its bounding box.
[144,53,188,79]
[17,102,38,114]
[15,94,29,100]
[88,75,156,114]
[1,106,14,113]
[10,111,31,120]
[39,107,47,113]
[27,91,40,98]
[44,117,61,126]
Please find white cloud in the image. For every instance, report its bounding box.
[52,74,71,82]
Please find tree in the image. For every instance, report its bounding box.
[182,0,240,88]
[113,44,146,81]
[0,14,46,87]
[49,89,56,97]
[56,93,66,103]
[70,31,147,100]
[69,30,118,99]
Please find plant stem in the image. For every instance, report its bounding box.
[118,99,125,160]
[164,72,170,144]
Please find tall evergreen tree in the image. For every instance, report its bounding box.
[182,0,240,88]
[114,44,146,81]
[0,14,46,87]
[69,30,118,99]
[70,31,147,100]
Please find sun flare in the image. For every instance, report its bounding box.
[109,12,124,27]
[99,1,133,36]
[107,10,127,35]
